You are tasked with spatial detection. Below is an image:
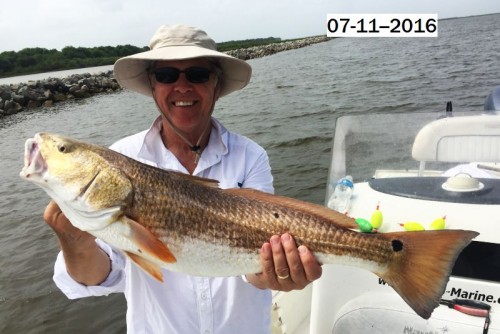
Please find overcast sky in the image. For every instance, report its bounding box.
[1,0,499,52]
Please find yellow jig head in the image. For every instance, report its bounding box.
[370,203,383,229]
[429,215,446,230]
[400,222,425,231]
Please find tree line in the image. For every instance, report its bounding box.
[216,37,281,51]
[0,37,281,78]
[0,45,148,78]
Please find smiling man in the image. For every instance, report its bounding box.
[43,24,322,334]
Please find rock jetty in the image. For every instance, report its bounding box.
[225,35,329,60]
[0,72,120,116]
[0,35,329,117]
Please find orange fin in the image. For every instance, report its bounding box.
[376,229,479,319]
[125,251,164,282]
[224,188,358,229]
[121,216,177,264]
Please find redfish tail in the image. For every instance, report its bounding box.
[377,229,478,319]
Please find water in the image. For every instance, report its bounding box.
[1,14,499,333]
[0,65,114,85]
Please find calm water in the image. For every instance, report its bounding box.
[1,14,499,333]
[0,65,114,85]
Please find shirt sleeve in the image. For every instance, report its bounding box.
[242,150,274,194]
[53,239,126,299]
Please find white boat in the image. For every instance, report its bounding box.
[271,86,500,334]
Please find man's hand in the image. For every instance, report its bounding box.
[44,200,111,285]
[245,233,322,291]
[44,200,95,244]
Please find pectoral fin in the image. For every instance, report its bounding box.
[125,251,164,282]
[121,216,176,264]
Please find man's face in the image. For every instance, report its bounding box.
[151,58,220,132]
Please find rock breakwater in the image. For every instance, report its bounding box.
[0,35,329,117]
[225,35,329,60]
[0,71,120,116]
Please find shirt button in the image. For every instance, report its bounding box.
[201,292,207,300]
[204,331,210,334]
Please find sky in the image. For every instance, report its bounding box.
[1,0,500,52]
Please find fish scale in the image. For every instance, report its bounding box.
[20,132,479,319]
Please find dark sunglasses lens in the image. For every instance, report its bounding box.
[154,68,179,83]
[154,67,211,84]
[185,67,211,83]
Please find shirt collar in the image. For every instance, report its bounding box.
[137,116,229,174]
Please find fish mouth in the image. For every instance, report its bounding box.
[20,134,47,179]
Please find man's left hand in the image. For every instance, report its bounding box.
[245,233,322,291]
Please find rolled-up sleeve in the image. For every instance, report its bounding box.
[53,239,126,299]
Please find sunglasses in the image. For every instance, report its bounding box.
[153,67,212,84]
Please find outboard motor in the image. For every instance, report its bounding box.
[484,85,500,111]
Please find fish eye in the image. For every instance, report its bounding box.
[391,239,404,252]
[58,143,68,153]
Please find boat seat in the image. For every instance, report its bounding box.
[412,115,500,176]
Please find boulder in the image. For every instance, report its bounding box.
[3,100,22,115]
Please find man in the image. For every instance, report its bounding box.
[44,24,322,333]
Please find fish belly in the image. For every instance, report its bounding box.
[314,252,388,275]
[162,238,262,277]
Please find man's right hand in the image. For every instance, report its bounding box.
[44,200,95,242]
[44,200,111,286]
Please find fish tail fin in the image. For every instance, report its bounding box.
[377,230,478,319]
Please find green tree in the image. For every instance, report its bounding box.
[0,37,283,78]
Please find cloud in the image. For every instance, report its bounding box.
[1,0,499,52]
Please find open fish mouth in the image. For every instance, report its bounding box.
[20,134,46,179]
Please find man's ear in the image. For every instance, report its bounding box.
[149,71,156,95]
[214,76,222,101]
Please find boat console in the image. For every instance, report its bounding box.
[272,86,500,334]
[312,87,500,333]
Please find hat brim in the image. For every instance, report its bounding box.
[113,45,251,97]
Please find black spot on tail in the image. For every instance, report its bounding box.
[274,212,280,219]
[392,239,403,252]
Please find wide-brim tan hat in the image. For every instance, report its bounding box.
[113,24,252,97]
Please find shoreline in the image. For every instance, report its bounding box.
[0,35,330,117]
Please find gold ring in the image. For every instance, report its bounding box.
[277,273,290,280]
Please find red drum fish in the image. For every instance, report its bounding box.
[20,132,478,319]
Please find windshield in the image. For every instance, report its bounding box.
[327,110,498,186]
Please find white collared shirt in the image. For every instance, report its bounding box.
[53,117,274,334]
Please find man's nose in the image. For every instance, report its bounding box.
[173,74,193,93]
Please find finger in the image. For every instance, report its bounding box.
[43,201,65,226]
[245,242,277,290]
[259,242,278,285]
[281,234,307,284]
[43,201,91,241]
[44,200,59,216]
[298,245,323,282]
[270,235,290,281]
